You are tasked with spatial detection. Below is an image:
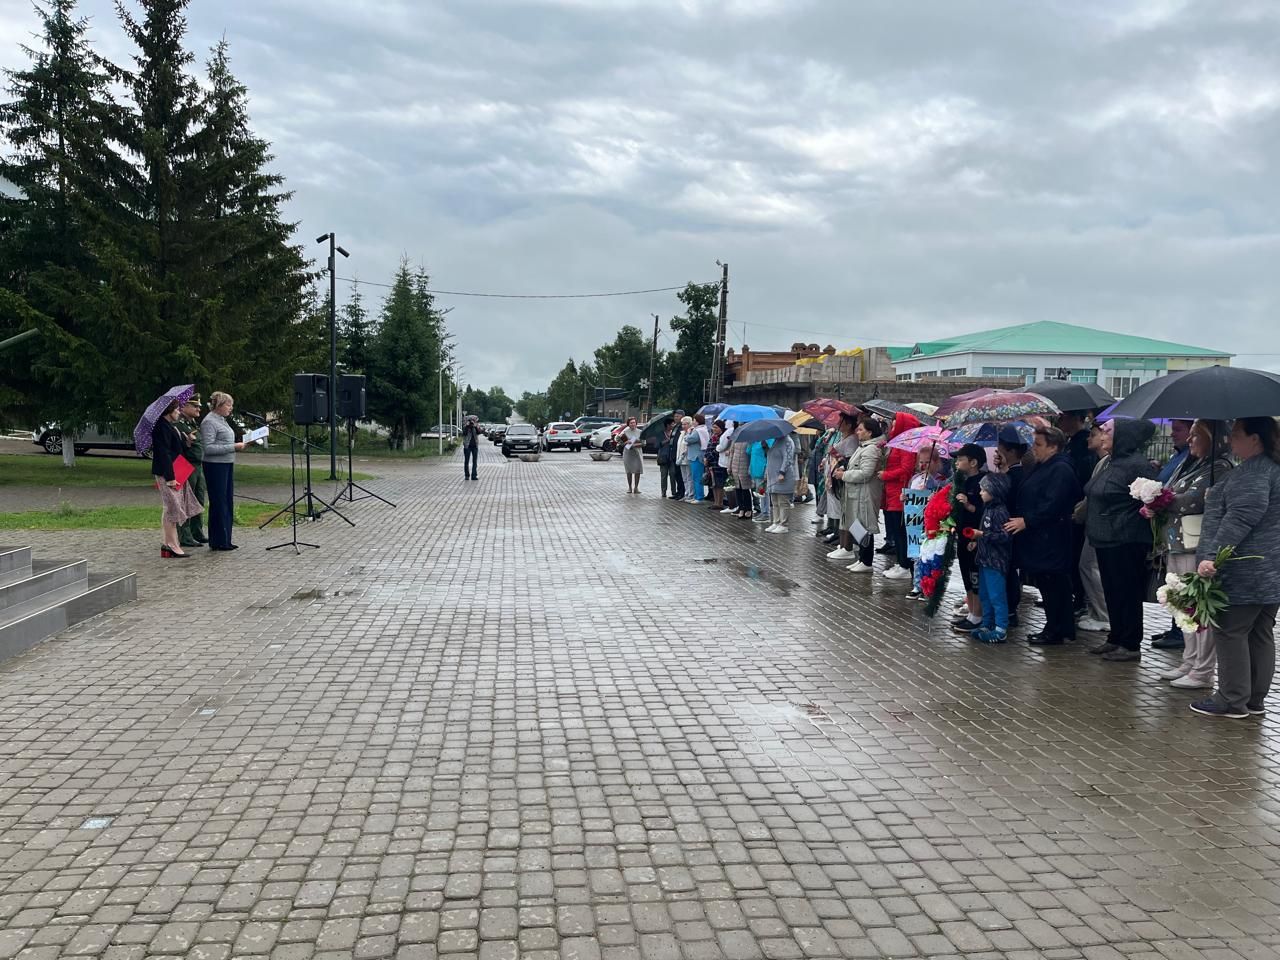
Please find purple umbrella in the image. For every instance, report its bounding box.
[134,384,196,454]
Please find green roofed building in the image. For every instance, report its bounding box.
[888,321,1231,397]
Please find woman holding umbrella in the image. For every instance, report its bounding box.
[151,400,201,558]
[201,391,249,551]
[1189,417,1280,719]
[765,431,798,534]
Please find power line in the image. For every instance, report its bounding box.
[333,276,720,300]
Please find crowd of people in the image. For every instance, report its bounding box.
[646,406,1280,721]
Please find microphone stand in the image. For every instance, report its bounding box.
[242,413,354,551]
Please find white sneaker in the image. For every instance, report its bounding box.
[720,507,735,514]
[1076,617,1111,633]
[1170,675,1212,689]
[883,566,912,581]
[826,548,853,561]
[846,562,872,573]
[767,525,787,534]
[1157,667,1188,681]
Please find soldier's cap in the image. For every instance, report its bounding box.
[183,394,201,406]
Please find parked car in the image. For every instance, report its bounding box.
[590,423,628,452]
[420,424,462,440]
[501,423,539,457]
[576,417,620,445]
[542,421,584,452]
[489,424,507,444]
[32,423,142,456]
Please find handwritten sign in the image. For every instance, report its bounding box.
[902,488,931,560]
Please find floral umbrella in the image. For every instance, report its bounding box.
[134,384,196,455]
[934,387,1003,418]
[801,397,860,428]
[942,392,1060,429]
[885,425,958,458]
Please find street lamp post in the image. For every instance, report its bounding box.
[438,361,450,456]
[316,233,350,479]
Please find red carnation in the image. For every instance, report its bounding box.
[961,527,976,540]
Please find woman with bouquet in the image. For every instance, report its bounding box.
[1156,420,1233,690]
[1083,418,1157,661]
[1189,417,1280,719]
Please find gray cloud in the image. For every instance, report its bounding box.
[4,0,1278,391]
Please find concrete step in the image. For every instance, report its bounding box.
[0,570,137,663]
[0,558,87,612]
[0,546,32,588]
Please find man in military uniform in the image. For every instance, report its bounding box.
[177,395,208,547]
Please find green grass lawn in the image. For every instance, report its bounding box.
[0,501,288,530]
[0,455,372,486]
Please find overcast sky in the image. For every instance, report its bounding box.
[3,0,1278,393]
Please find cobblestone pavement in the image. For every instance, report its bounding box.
[2,444,1279,960]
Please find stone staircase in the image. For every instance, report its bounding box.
[0,545,136,662]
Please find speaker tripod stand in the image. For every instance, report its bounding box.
[261,423,353,552]
[332,419,396,507]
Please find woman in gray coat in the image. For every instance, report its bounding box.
[1190,417,1280,720]
[838,417,885,572]
[765,434,797,534]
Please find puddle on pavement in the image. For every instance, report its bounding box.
[289,587,363,601]
[696,558,798,596]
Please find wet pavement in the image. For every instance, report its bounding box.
[2,443,1279,960]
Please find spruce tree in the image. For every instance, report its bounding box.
[0,0,132,463]
[339,287,372,374]
[367,262,448,444]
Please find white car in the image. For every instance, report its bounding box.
[589,424,623,451]
[541,422,584,452]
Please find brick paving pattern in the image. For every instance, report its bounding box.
[2,444,1279,959]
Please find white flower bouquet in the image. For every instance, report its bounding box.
[1156,546,1260,631]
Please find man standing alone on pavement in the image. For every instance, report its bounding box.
[462,416,480,481]
[176,395,208,548]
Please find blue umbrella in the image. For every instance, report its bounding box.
[717,403,778,423]
[697,402,728,419]
[134,384,196,454]
[731,418,795,445]
[949,420,1034,448]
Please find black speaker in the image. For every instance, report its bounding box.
[293,373,329,425]
[337,374,366,420]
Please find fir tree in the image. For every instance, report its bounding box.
[367,261,448,443]
[339,287,372,374]
[0,0,132,462]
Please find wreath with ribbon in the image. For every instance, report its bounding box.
[920,482,957,617]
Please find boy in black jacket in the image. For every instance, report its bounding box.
[968,471,1014,643]
[950,444,987,632]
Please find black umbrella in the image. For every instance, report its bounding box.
[1107,365,1280,421]
[1080,382,1116,407]
[731,418,796,444]
[1025,379,1112,413]
[861,398,939,425]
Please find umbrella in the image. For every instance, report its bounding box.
[886,425,957,458]
[697,402,727,419]
[786,410,824,430]
[949,420,1035,448]
[1094,402,1170,426]
[862,398,940,425]
[1081,382,1116,407]
[802,398,860,428]
[638,410,676,442]
[731,418,796,445]
[1107,365,1280,421]
[134,383,196,454]
[934,387,1002,418]
[942,391,1060,429]
[906,402,938,416]
[1024,379,1112,413]
[718,403,781,423]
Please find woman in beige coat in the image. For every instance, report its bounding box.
[838,417,885,573]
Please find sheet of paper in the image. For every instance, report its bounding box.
[243,426,269,443]
[850,519,870,545]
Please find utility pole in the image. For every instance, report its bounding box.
[711,261,729,401]
[646,313,659,421]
